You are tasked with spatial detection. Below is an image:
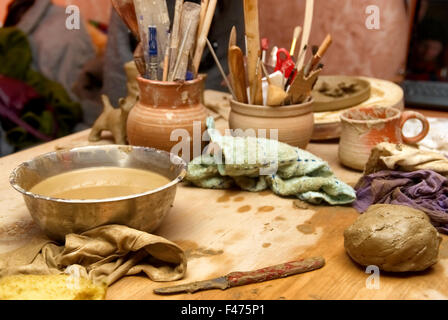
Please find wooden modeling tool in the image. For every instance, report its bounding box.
[290,26,302,57]
[228,45,248,103]
[154,257,325,295]
[229,26,237,49]
[262,62,288,107]
[167,0,183,80]
[197,0,210,45]
[228,26,237,91]
[193,0,217,75]
[171,20,192,81]
[296,0,314,70]
[112,0,139,37]
[162,33,171,81]
[287,67,322,105]
[206,38,236,99]
[304,34,332,76]
[172,2,201,81]
[244,0,263,105]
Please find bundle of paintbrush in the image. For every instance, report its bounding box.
[216,0,332,107]
[132,0,217,81]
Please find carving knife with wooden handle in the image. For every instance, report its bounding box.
[228,45,248,103]
[243,0,263,105]
[154,257,325,295]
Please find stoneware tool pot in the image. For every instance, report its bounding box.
[127,75,209,158]
[10,145,187,241]
[229,98,315,149]
[338,106,430,171]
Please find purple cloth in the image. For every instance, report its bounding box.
[353,170,448,234]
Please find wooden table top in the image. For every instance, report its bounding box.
[0,107,447,300]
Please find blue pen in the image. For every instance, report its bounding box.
[148,26,158,80]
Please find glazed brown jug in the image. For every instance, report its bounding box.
[127,75,208,159]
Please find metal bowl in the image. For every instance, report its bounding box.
[10,145,187,241]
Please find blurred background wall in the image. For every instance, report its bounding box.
[1,0,413,82]
[259,0,411,81]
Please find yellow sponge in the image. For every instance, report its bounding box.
[0,274,107,300]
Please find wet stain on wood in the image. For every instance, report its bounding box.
[238,205,252,213]
[275,216,286,221]
[257,206,274,213]
[217,190,241,203]
[262,243,271,248]
[259,191,271,197]
[296,224,315,235]
[293,200,309,210]
[217,195,231,203]
[234,196,245,202]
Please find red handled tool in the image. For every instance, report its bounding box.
[154,257,325,295]
[274,48,296,79]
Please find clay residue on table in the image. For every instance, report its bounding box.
[237,205,252,213]
[296,224,315,235]
[174,240,224,260]
[217,190,242,203]
[257,206,274,213]
[233,196,245,202]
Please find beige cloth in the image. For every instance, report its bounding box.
[364,142,448,177]
[0,225,187,286]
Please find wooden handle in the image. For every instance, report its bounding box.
[167,0,183,80]
[229,26,237,50]
[400,111,430,144]
[316,34,332,58]
[306,34,332,75]
[229,45,248,103]
[197,0,209,44]
[297,0,314,70]
[192,0,217,75]
[226,257,325,287]
[244,0,263,105]
[172,2,201,81]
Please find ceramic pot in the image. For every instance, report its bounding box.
[127,75,208,158]
[338,106,430,171]
[229,99,315,149]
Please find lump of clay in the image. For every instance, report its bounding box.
[344,204,442,272]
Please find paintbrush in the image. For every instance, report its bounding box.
[304,34,332,76]
[148,26,159,80]
[290,26,302,57]
[206,38,236,99]
[261,38,269,64]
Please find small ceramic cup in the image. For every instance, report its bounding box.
[339,106,430,171]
